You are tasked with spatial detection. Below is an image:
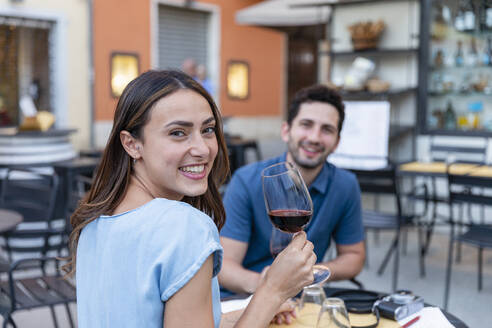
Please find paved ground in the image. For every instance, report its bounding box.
[2,228,489,327]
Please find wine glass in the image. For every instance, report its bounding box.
[262,161,330,285]
[296,286,326,326]
[316,298,351,328]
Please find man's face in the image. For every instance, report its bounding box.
[282,101,340,169]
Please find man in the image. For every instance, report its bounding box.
[181,58,197,78]
[218,84,365,297]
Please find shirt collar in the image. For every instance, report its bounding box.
[310,162,332,194]
[282,152,332,195]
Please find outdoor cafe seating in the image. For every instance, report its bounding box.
[0,167,79,328]
[401,138,490,277]
[444,169,492,310]
[352,166,427,292]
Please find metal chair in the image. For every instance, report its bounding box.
[443,172,492,310]
[353,167,425,292]
[409,137,489,276]
[0,167,75,328]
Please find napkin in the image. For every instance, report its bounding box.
[221,295,253,313]
[398,307,455,328]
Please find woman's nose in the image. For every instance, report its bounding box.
[189,134,210,157]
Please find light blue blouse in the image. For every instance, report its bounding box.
[76,198,223,328]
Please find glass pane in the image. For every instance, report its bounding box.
[427,0,492,134]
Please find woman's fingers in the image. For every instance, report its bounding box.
[288,231,307,250]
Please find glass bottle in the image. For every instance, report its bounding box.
[480,0,492,31]
[455,1,466,31]
[444,101,457,130]
[468,101,483,130]
[463,1,476,31]
[467,37,479,66]
[487,36,492,66]
[455,40,465,67]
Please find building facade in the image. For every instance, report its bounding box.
[0,0,91,149]
[93,0,287,148]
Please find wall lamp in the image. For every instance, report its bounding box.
[226,60,249,100]
[111,52,139,98]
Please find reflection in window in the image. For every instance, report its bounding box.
[0,23,51,127]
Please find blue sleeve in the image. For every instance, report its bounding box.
[220,170,253,243]
[333,174,364,245]
[158,207,223,301]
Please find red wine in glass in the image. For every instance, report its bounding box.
[262,161,331,285]
[268,209,312,233]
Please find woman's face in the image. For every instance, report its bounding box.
[136,89,218,200]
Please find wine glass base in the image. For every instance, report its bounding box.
[310,264,331,286]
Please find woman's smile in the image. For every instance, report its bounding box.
[134,89,218,200]
[179,164,207,180]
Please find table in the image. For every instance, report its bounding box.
[226,136,261,174]
[267,287,468,328]
[398,161,482,177]
[53,156,100,218]
[0,209,23,232]
[398,161,492,275]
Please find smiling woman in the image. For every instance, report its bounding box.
[64,70,317,328]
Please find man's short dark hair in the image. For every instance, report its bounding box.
[287,85,345,135]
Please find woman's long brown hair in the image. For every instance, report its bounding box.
[64,70,229,276]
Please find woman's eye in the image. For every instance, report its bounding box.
[170,130,186,137]
[203,126,216,134]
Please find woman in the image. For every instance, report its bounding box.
[66,70,316,328]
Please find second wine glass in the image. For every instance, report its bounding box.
[262,161,331,285]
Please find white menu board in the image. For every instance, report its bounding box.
[329,101,390,170]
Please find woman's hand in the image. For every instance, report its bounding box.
[271,299,297,325]
[261,231,316,303]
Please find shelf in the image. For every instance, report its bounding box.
[323,48,418,58]
[451,28,492,38]
[428,91,492,97]
[430,65,492,71]
[424,128,492,137]
[340,87,417,99]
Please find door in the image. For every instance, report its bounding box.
[287,38,318,106]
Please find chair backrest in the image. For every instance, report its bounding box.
[447,173,492,207]
[430,137,488,164]
[351,167,402,216]
[0,167,61,260]
[0,168,59,224]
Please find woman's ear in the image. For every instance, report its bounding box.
[120,131,142,160]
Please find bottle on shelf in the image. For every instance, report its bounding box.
[468,101,483,129]
[486,36,492,66]
[432,1,448,40]
[466,37,479,66]
[434,49,445,67]
[454,1,466,31]
[455,40,465,66]
[444,100,457,130]
[463,1,477,31]
[480,0,492,31]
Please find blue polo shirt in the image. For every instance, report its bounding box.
[220,154,363,294]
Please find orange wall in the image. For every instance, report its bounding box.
[93,0,284,121]
[93,0,151,121]
[200,0,285,117]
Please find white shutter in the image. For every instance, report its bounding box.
[158,5,209,70]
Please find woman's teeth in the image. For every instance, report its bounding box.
[180,165,205,173]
